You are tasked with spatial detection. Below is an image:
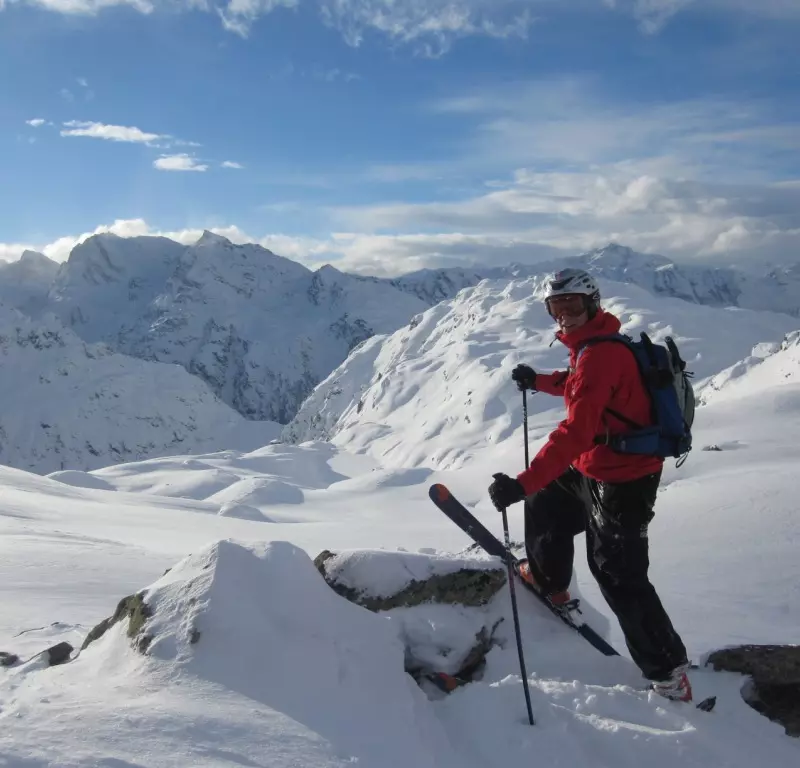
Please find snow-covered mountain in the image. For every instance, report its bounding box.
[0,249,59,316]
[283,275,800,469]
[0,306,279,474]
[566,244,800,315]
[42,231,429,423]
[4,234,800,437]
[391,244,800,317]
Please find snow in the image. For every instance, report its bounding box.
[26,231,431,423]
[0,306,281,473]
[4,235,800,476]
[388,243,800,317]
[318,547,500,599]
[283,275,799,470]
[2,259,800,766]
[4,235,800,439]
[0,250,59,317]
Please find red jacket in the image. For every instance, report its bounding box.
[517,310,663,496]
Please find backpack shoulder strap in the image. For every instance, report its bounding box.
[576,333,645,430]
[576,333,633,357]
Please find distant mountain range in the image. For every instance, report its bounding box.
[2,234,799,449]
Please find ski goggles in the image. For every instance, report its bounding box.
[546,294,588,319]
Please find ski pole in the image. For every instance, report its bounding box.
[500,503,535,726]
[522,388,530,468]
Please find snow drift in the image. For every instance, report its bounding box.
[3,538,799,767]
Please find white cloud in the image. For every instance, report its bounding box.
[4,78,800,272]
[2,0,797,46]
[0,243,31,263]
[629,0,693,32]
[26,118,47,127]
[322,166,800,269]
[429,76,800,184]
[3,160,799,275]
[61,120,165,143]
[20,0,154,12]
[218,0,298,36]
[154,153,209,171]
[221,160,244,169]
[318,0,535,56]
[603,0,800,32]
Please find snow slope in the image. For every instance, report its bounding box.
[2,245,800,766]
[1,539,455,768]
[0,306,279,473]
[43,231,429,423]
[698,330,800,407]
[1,412,799,766]
[284,274,799,469]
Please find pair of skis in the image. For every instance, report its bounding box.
[428,482,716,714]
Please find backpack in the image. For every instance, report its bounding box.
[577,332,695,465]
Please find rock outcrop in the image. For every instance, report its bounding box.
[707,644,800,737]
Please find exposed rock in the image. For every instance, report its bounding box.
[47,641,74,666]
[706,644,800,736]
[314,549,506,611]
[0,641,74,668]
[82,592,152,653]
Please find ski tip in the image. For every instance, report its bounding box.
[429,483,451,502]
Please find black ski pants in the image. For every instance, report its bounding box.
[524,466,688,681]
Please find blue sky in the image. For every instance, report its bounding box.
[1,0,799,274]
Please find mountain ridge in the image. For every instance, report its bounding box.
[3,234,800,432]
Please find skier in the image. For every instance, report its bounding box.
[487,268,692,703]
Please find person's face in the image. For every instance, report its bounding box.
[547,294,589,335]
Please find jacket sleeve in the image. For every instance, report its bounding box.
[534,371,569,396]
[517,347,618,495]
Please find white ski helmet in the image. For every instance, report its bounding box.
[544,268,601,317]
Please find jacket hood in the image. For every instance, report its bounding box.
[556,309,622,351]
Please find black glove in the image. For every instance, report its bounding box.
[488,472,526,511]
[511,364,537,392]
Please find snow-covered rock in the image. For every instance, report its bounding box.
[0,306,278,473]
[58,538,453,768]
